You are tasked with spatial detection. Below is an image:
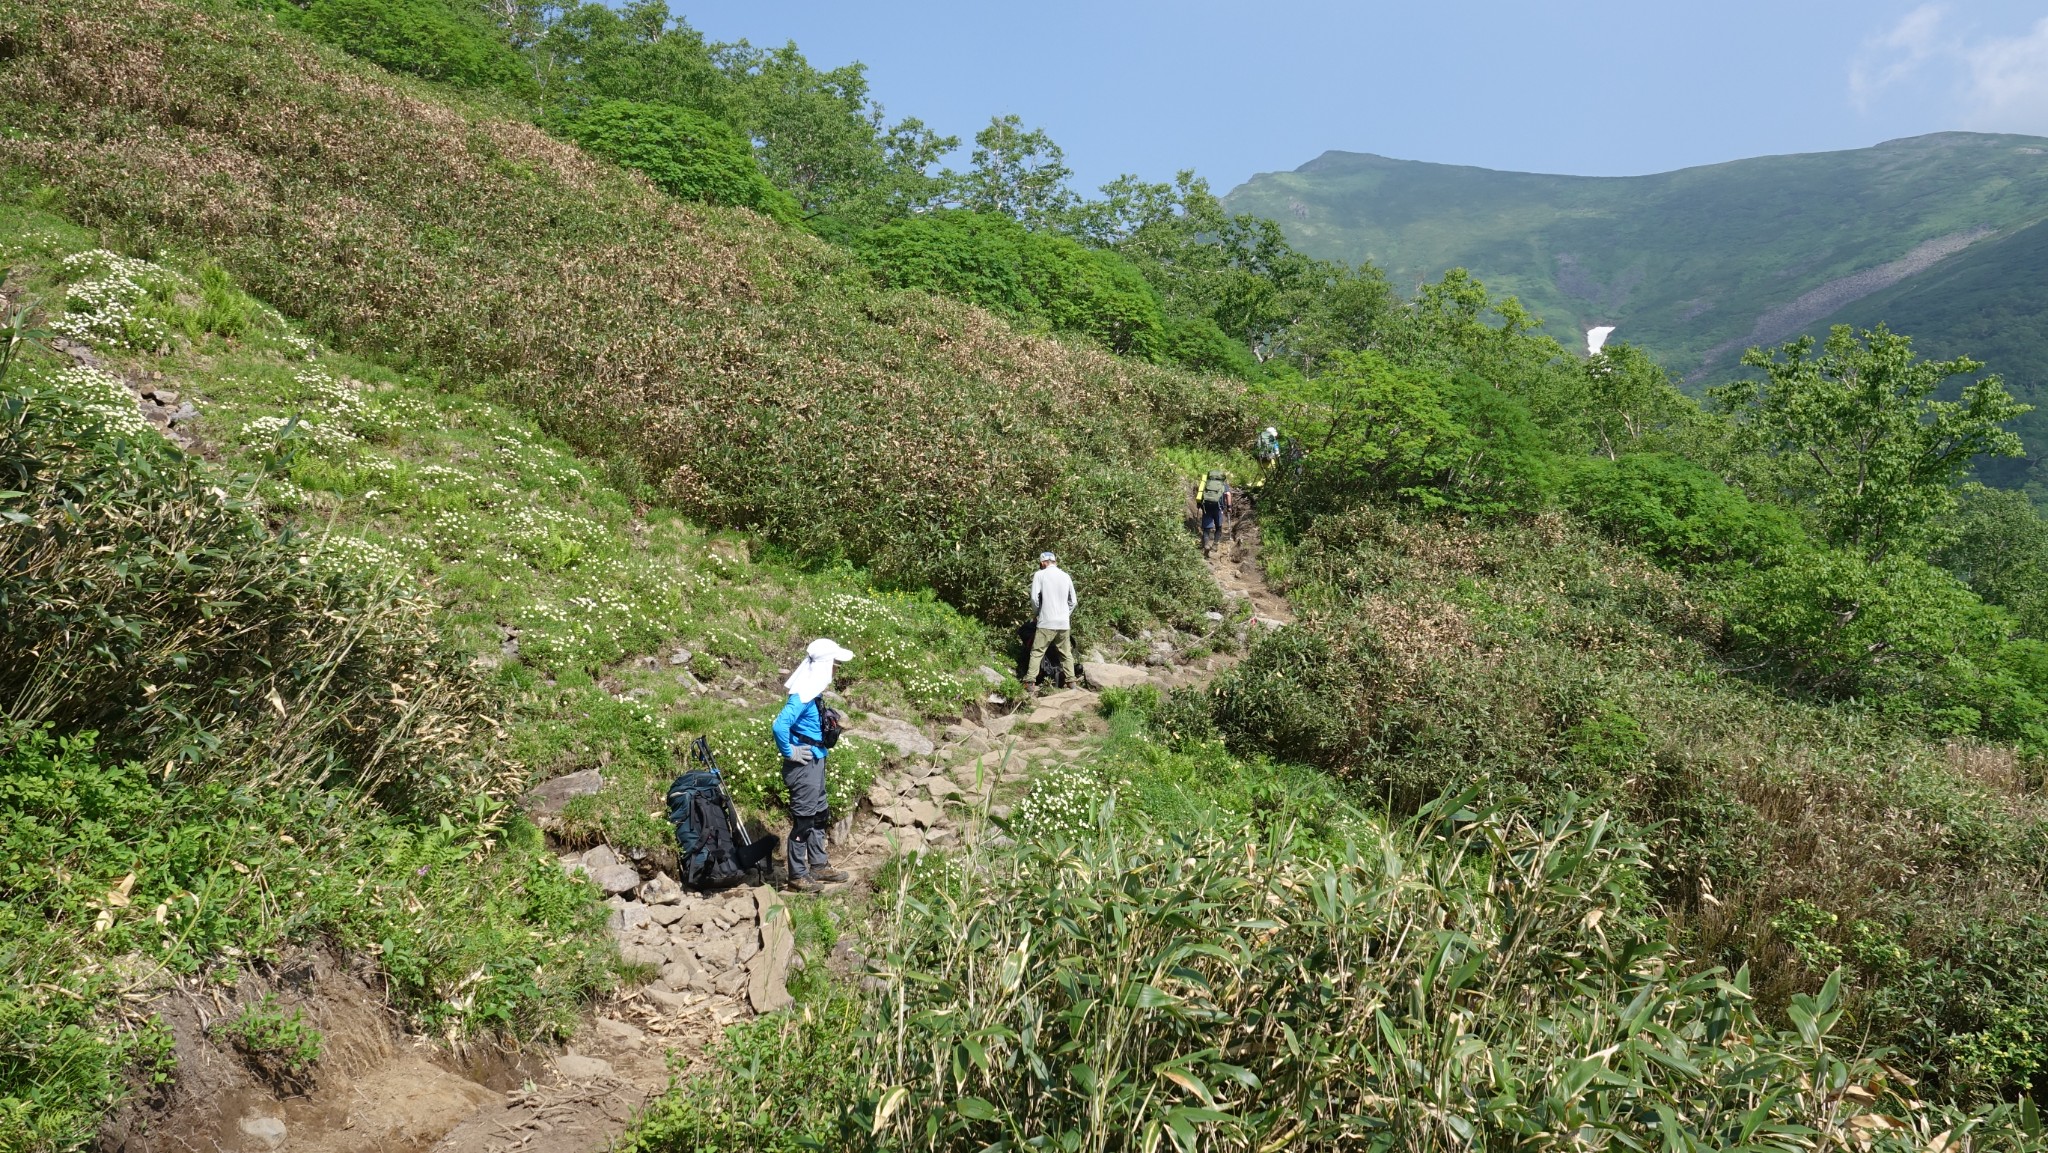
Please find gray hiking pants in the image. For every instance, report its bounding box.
[782,753,832,877]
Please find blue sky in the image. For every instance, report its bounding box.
[679,1,2048,193]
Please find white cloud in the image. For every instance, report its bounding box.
[1959,17,2048,133]
[1850,4,1948,110]
[1849,6,2048,135]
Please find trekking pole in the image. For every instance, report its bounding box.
[692,736,753,848]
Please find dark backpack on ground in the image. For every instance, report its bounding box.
[665,770,773,888]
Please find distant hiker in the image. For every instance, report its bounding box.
[1255,426,1280,470]
[1024,552,1077,690]
[772,638,854,893]
[1196,470,1232,554]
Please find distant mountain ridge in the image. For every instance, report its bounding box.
[1224,131,2048,492]
[1225,132,2048,373]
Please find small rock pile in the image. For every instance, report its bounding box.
[562,846,798,1024]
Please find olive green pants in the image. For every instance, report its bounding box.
[1024,627,1073,685]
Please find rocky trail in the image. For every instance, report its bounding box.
[109,520,1290,1153]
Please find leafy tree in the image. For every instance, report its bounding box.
[715,40,955,231]
[1284,264,1402,376]
[1157,314,1256,376]
[954,115,1076,227]
[1582,342,1696,459]
[532,3,953,233]
[1438,373,1555,516]
[1730,548,2010,693]
[1016,234,1163,358]
[1935,484,2048,637]
[1271,352,1473,518]
[294,0,531,92]
[533,1,729,117]
[550,99,796,219]
[1714,325,2031,562]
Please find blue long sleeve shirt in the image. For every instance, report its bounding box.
[772,694,827,760]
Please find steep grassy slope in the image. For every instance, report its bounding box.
[0,208,617,1150]
[1223,133,2048,383]
[0,0,1248,629]
[1,188,1100,1146]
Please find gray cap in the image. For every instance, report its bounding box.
[1040,551,1056,563]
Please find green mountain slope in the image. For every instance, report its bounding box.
[1223,132,2048,382]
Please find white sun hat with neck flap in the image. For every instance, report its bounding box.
[785,638,854,703]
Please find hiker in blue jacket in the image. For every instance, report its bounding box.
[773,638,855,893]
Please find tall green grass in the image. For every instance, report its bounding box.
[637,788,2044,1151]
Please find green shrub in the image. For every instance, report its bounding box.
[0,980,132,1153]
[1267,354,1556,523]
[550,100,797,221]
[1438,371,1556,515]
[210,996,322,1090]
[1205,624,1362,772]
[851,210,1030,315]
[1157,313,1256,376]
[292,0,530,92]
[1727,546,2009,697]
[1563,451,1804,571]
[852,210,1168,357]
[1866,917,2048,1102]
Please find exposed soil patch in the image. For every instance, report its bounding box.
[100,947,511,1153]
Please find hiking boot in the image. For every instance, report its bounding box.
[811,867,851,884]
[783,876,825,894]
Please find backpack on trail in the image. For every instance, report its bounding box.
[1200,471,1228,506]
[666,738,777,889]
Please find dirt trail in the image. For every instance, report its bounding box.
[124,516,1293,1153]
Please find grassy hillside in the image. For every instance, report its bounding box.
[0,188,1073,1146]
[6,0,2048,1147]
[1821,218,2048,496]
[1222,133,2048,384]
[0,0,1247,631]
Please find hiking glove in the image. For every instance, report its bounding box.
[789,744,817,766]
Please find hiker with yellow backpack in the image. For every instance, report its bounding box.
[1195,469,1232,556]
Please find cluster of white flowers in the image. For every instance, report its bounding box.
[424,508,481,556]
[281,334,319,361]
[1011,761,1116,842]
[260,478,310,508]
[501,505,607,569]
[296,371,381,436]
[415,464,476,486]
[813,592,965,707]
[46,364,152,439]
[47,250,185,352]
[379,392,437,430]
[303,534,406,576]
[239,413,359,456]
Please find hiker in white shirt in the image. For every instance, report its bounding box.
[1025,552,1077,689]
